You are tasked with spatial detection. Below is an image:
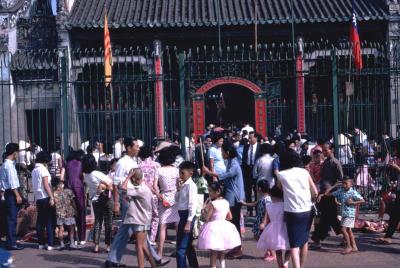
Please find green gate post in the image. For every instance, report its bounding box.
[332,48,339,156]
[60,50,69,159]
[179,53,187,159]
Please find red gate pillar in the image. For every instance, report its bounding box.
[296,38,306,134]
[154,40,165,138]
[193,95,205,141]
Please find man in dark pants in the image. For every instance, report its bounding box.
[241,132,261,216]
[377,160,400,244]
[0,143,24,250]
[0,191,7,244]
[311,142,343,250]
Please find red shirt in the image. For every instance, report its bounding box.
[309,162,323,184]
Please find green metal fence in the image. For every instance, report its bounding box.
[1,42,395,154]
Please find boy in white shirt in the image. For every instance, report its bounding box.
[176,161,198,268]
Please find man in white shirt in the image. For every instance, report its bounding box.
[0,143,24,250]
[17,140,31,167]
[113,137,125,159]
[241,132,261,216]
[112,137,140,218]
[176,161,198,268]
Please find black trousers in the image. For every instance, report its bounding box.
[92,194,114,245]
[230,201,242,234]
[385,196,400,238]
[242,164,256,213]
[0,196,7,238]
[312,196,341,242]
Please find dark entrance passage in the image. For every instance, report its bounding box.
[204,85,254,128]
[26,109,56,151]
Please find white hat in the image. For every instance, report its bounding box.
[299,139,308,147]
[338,134,351,146]
[154,141,174,153]
[18,140,31,150]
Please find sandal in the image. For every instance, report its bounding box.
[264,255,277,262]
[342,248,353,255]
[374,238,391,245]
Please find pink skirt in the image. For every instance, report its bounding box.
[198,220,241,251]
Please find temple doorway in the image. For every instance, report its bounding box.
[204,84,254,128]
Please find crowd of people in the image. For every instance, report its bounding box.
[0,123,400,268]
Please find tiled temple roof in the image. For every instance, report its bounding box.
[66,0,389,29]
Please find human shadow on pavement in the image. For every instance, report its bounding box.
[37,253,104,267]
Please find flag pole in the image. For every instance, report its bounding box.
[104,2,116,145]
[254,0,258,52]
[346,41,352,132]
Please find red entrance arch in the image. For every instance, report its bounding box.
[193,77,267,139]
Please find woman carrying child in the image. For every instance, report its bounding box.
[82,154,113,253]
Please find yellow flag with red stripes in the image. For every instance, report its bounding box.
[104,13,112,87]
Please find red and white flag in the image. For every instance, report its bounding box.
[350,2,363,70]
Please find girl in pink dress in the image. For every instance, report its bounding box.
[198,182,241,268]
[257,186,291,268]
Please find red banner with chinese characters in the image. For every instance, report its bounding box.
[154,57,165,137]
[296,54,305,134]
[193,98,205,141]
[255,98,267,138]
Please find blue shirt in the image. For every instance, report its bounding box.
[272,157,280,172]
[0,159,20,190]
[208,145,226,176]
[218,158,245,207]
[236,145,244,164]
[332,187,363,218]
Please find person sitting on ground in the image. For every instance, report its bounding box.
[320,177,365,254]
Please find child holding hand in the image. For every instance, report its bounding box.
[321,176,365,254]
[257,186,290,268]
[198,182,241,268]
[52,177,78,250]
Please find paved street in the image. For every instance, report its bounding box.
[9,215,400,268]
